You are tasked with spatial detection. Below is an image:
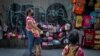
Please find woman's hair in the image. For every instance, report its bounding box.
[26,8,33,16]
[69,30,79,44]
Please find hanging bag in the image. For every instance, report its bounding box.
[75,15,83,28]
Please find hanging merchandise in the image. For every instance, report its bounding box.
[95,8,100,18]
[73,0,85,14]
[75,15,83,28]
[18,34,22,39]
[94,31,100,49]
[46,32,49,37]
[83,15,91,28]
[42,42,48,47]
[7,32,12,39]
[84,0,97,15]
[90,11,97,24]
[65,23,71,31]
[94,19,100,30]
[84,29,95,47]
[95,3,100,8]
[48,37,53,42]
[78,29,84,46]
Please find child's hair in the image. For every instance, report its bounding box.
[69,30,79,44]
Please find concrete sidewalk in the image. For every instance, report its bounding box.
[0,48,100,56]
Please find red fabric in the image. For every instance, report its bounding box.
[84,29,95,47]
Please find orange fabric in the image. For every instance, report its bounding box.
[73,0,85,14]
[74,4,84,14]
[73,0,85,4]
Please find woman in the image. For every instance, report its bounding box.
[26,8,41,56]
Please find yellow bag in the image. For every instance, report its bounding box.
[75,15,83,28]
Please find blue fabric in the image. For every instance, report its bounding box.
[90,11,97,24]
[26,31,34,55]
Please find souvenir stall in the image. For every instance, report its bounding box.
[72,0,100,49]
[93,1,100,49]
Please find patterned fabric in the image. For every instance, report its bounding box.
[62,45,84,56]
[75,15,83,28]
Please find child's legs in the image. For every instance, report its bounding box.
[35,38,42,56]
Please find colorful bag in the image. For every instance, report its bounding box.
[48,37,53,41]
[75,15,83,28]
[90,11,97,24]
[84,29,95,47]
[42,42,48,46]
[83,15,91,28]
[94,19,100,30]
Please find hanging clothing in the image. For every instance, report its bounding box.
[83,15,91,28]
[73,0,85,14]
[75,15,83,28]
[90,11,97,24]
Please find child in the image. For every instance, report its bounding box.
[33,24,43,56]
[62,30,84,56]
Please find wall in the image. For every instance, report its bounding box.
[1,0,99,26]
[0,0,73,25]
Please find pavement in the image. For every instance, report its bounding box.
[0,48,100,56]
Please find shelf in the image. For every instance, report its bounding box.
[95,31,100,34]
[94,45,100,49]
[94,43,100,45]
[95,34,100,40]
[94,41,100,44]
